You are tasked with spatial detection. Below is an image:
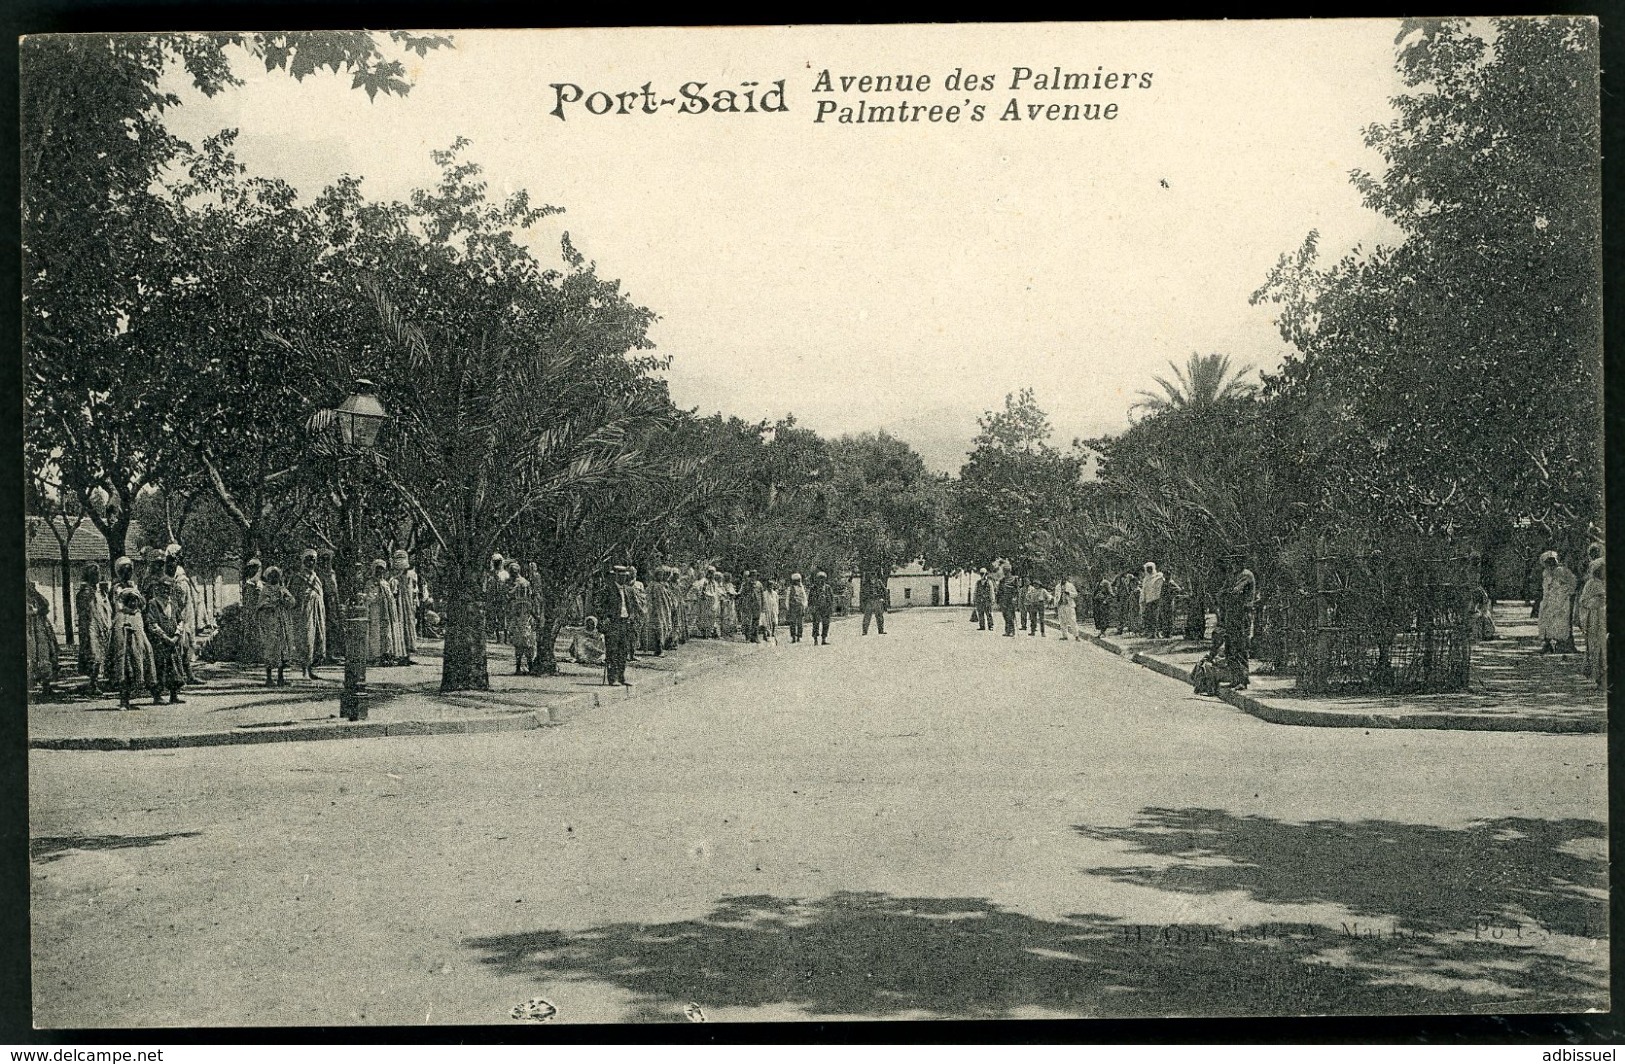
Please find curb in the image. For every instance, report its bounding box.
[1080,632,1602,735]
[30,710,548,753]
[551,639,762,721]
[30,634,770,752]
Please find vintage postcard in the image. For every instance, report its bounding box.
[22,19,1606,1026]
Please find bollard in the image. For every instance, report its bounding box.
[341,605,370,720]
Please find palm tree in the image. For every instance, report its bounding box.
[1131,352,1256,417]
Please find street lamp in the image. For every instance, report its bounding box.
[334,379,390,450]
[314,379,392,722]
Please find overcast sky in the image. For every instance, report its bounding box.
[161,21,1407,472]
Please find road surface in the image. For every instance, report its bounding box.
[30,610,1608,1025]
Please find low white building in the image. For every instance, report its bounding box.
[848,560,953,608]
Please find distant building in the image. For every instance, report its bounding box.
[848,560,952,608]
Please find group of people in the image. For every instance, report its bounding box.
[38,544,210,709]
[970,562,1080,640]
[229,547,425,687]
[1536,545,1607,688]
[475,558,853,687]
[969,556,1257,690]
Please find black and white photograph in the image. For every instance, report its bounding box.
[19,18,1608,1027]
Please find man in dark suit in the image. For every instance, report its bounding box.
[997,569,1021,637]
[598,565,636,686]
[860,570,888,635]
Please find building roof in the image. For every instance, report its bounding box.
[25,516,145,564]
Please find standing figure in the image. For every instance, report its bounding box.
[484,554,509,642]
[997,570,1021,637]
[506,561,540,675]
[1093,574,1114,634]
[239,559,265,665]
[75,564,113,696]
[860,570,888,636]
[1115,571,1139,635]
[737,572,762,643]
[1578,559,1606,687]
[675,566,695,644]
[599,565,635,686]
[317,549,343,664]
[649,568,673,655]
[109,582,157,710]
[1470,583,1498,641]
[760,577,780,643]
[1023,578,1049,637]
[1140,562,1166,637]
[720,573,739,638]
[786,573,808,643]
[1537,550,1578,654]
[159,554,198,685]
[808,570,836,645]
[365,559,405,666]
[698,568,722,638]
[627,566,649,660]
[391,550,420,664]
[974,568,995,631]
[1216,562,1256,690]
[294,549,327,680]
[144,578,187,704]
[257,566,299,686]
[26,581,59,700]
[1055,575,1078,641]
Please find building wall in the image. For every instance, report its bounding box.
[847,572,951,608]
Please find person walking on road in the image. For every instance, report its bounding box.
[860,570,888,636]
[974,568,995,631]
[738,571,762,643]
[997,570,1021,637]
[760,577,780,643]
[809,570,835,645]
[1055,575,1078,641]
[1023,578,1049,636]
[1537,550,1578,655]
[786,573,808,643]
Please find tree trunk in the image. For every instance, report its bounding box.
[439,560,490,692]
[59,542,74,642]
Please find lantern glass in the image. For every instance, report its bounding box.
[335,382,389,451]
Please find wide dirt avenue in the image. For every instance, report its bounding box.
[30,610,1608,1025]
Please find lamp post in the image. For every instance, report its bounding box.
[328,380,391,721]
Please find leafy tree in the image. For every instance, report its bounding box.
[288,145,669,692]
[22,32,447,562]
[1251,17,1602,556]
[944,389,1086,573]
[825,432,948,575]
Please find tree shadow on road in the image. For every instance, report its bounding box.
[30,831,202,864]
[1074,808,1608,938]
[464,888,1606,1021]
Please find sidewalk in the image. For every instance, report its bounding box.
[28,628,772,751]
[1082,605,1606,734]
